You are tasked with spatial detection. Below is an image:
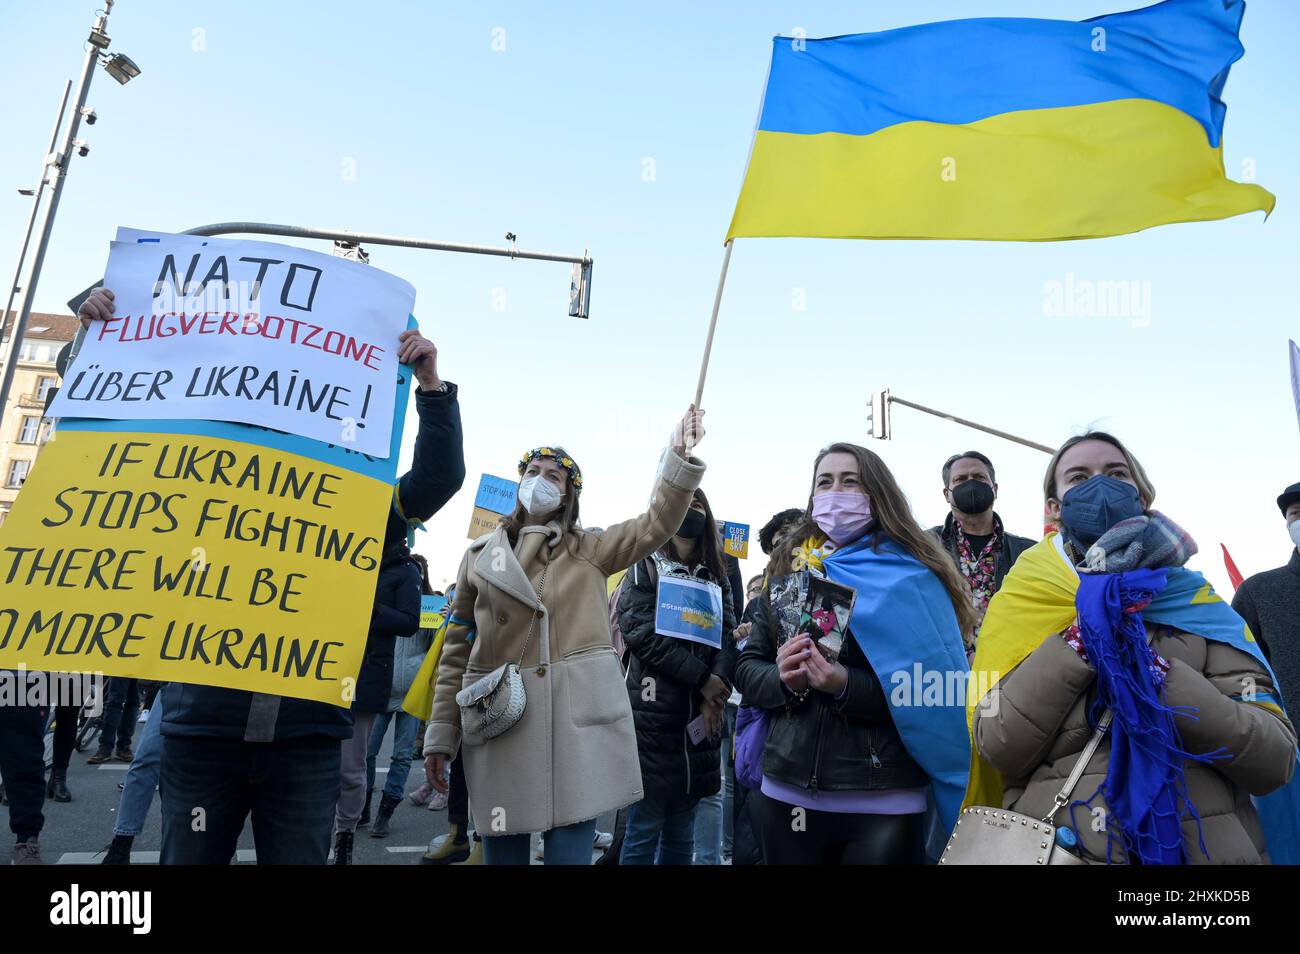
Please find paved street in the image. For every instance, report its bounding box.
[3,712,612,865]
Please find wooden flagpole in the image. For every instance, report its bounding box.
[692,240,734,409]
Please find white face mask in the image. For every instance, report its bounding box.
[1289,520,1300,550]
[519,475,564,517]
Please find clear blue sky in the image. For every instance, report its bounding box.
[3,1,1298,591]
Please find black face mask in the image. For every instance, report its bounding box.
[676,509,707,539]
[951,480,995,516]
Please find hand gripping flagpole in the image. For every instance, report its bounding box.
[691,240,734,409]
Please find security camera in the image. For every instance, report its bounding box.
[81,108,98,125]
[75,141,90,157]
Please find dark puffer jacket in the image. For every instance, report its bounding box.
[618,554,738,806]
[735,583,930,793]
[353,545,422,714]
[163,384,466,742]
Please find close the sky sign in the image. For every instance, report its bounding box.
[46,231,415,459]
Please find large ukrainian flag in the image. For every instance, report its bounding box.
[727,0,1275,242]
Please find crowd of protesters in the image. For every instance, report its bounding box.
[0,286,1297,865]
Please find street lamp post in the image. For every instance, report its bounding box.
[0,0,140,416]
[0,80,72,359]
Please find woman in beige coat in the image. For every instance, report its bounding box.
[423,407,706,864]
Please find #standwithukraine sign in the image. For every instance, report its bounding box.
[0,232,415,705]
[47,229,414,458]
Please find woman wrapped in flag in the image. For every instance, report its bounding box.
[970,433,1299,864]
[735,443,976,864]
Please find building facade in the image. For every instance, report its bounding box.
[0,311,78,525]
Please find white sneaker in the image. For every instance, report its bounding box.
[427,790,448,811]
[593,830,613,850]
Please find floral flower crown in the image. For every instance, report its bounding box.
[518,447,583,495]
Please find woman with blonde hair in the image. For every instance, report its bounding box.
[969,432,1299,864]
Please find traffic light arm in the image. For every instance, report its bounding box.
[870,390,1054,455]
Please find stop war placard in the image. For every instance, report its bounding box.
[47,232,414,459]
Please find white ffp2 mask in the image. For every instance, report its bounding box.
[519,475,563,516]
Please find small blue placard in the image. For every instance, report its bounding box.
[420,594,449,629]
[654,577,724,649]
[474,473,518,516]
[721,521,750,559]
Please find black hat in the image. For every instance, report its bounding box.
[1277,483,1300,515]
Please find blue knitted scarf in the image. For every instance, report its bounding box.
[1074,568,1227,864]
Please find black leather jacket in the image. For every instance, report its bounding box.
[734,586,928,793]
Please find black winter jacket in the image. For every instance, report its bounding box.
[619,554,738,805]
[163,384,467,742]
[734,581,929,793]
[353,545,422,714]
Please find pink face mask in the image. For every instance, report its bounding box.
[811,491,873,546]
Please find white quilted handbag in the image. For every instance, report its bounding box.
[456,566,546,746]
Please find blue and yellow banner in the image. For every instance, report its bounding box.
[655,577,725,648]
[728,0,1274,242]
[721,521,750,560]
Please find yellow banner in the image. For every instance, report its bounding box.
[0,428,389,705]
[467,505,502,540]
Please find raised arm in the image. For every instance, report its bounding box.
[386,329,467,546]
[581,407,707,576]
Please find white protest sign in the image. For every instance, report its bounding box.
[48,231,414,458]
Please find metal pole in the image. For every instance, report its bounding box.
[0,6,110,416]
[0,80,72,366]
[692,240,733,409]
[183,222,592,267]
[888,394,1055,454]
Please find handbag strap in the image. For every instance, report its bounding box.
[1042,709,1113,824]
[514,565,548,669]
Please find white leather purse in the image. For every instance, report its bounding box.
[941,711,1112,865]
[456,566,547,747]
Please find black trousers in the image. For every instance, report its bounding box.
[0,701,46,843]
[448,751,469,829]
[759,793,924,865]
[732,784,765,865]
[50,704,79,773]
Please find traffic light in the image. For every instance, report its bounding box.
[867,388,892,440]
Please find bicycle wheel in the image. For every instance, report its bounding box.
[75,709,100,753]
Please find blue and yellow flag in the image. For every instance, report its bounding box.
[824,537,971,836]
[728,0,1274,242]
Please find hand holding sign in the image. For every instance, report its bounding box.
[398,327,441,391]
[777,634,812,693]
[78,286,115,328]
